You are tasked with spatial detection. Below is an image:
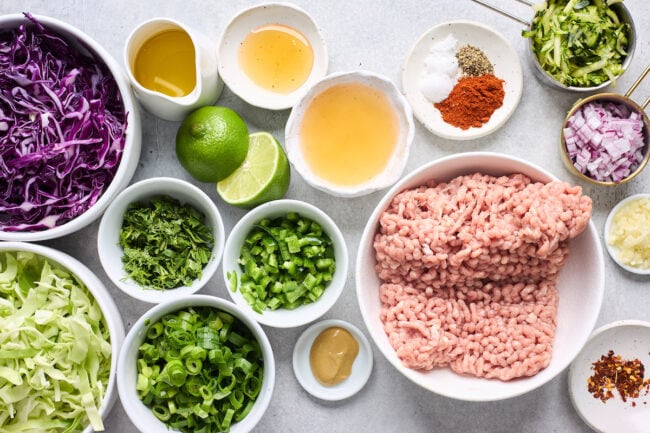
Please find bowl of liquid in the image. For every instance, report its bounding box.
[285,70,415,197]
[217,3,328,110]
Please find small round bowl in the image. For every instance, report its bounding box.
[97,177,225,303]
[217,2,328,110]
[0,14,141,242]
[568,320,650,433]
[0,242,124,433]
[402,20,523,140]
[560,93,650,186]
[222,199,348,328]
[285,70,414,197]
[603,193,650,275]
[292,319,373,401]
[527,2,636,93]
[117,295,275,433]
[356,152,604,401]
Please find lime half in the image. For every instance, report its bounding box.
[217,132,290,208]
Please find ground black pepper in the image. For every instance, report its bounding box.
[456,45,494,77]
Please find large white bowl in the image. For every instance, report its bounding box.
[97,177,225,303]
[117,295,275,433]
[355,152,604,401]
[222,199,348,328]
[0,14,141,242]
[0,242,125,433]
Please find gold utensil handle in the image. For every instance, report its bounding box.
[624,64,650,110]
[469,0,529,25]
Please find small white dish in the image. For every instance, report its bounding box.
[603,193,650,275]
[293,319,373,401]
[402,20,523,140]
[568,320,650,433]
[222,199,348,328]
[97,177,225,303]
[217,2,328,110]
[285,70,414,197]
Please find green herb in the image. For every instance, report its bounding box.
[229,212,336,313]
[0,251,111,432]
[119,195,214,290]
[522,0,630,87]
[136,306,263,433]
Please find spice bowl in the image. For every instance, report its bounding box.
[292,319,373,401]
[97,177,225,303]
[603,193,650,275]
[217,3,328,110]
[117,294,275,433]
[285,70,414,197]
[568,320,650,432]
[402,20,523,140]
[222,199,348,328]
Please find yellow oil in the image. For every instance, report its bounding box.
[238,24,313,94]
[133,29,196,97]
[299,82,399,186]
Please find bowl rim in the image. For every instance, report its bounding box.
[355,151,604,401]
[0,13,141,242]
[222,198,349,328]
[284,69,415,197]
[603,193,650,275]
[0,241,125,433]
[97,176,225,303]
[116,294,275,433]
[216,1,329,110]
[292,318,374,401]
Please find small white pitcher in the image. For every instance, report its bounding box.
[124,18,223,121]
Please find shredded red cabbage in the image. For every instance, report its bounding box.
[0,13,127,232]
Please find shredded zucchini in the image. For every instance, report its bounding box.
[0,251,111,433]
[522,0,630,87]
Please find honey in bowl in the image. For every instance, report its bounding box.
[299,82,399,186]
[238,23,314,94]
[133,29,196,97]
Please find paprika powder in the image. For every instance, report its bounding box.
[434,74,505,130]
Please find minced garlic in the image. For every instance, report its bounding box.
[607,196,650,269]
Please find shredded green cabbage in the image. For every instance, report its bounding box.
[0,251,111,433]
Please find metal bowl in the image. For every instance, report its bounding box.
[528,2,636,93]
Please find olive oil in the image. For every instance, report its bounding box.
[238,24,313,94]
[299,82,399,186]
[134,29,196,97]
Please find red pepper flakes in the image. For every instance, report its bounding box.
[587,350,650,405]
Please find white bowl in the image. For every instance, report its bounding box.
[292,319,373,401]
[222,199,348,328]
[568,320,650,433]
[0,14,141,241]
[117,295,275,433]
[97,177,225,303]
[217,2,328,110]
[603,193,650,275]
[355,152,604,401]
[285,70,414,197]
[0,242,124,433]
[402,20,523,140]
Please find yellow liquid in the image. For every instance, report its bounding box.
[238,24,313,94]
[134,29,196,97]
[299,82,399,186]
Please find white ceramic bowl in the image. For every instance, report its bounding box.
[97,177,225,303]
[117,295,275,433]
[402,20,523,140]
[0,14,141,241]
[222,199,348,328]
[0,242,124,433]
[603,193,650,275]
[355,152,604,401]
[217,2,328,110]
[292,319,373,401]
[285,70,414,197]
[568,320,650,433]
